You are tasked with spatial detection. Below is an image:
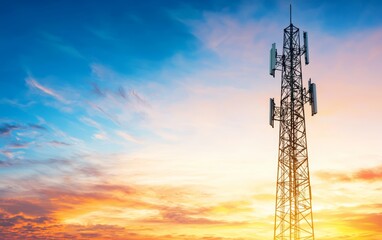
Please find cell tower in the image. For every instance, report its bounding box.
[269,5,317,240]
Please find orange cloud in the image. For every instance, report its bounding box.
[316,164,382,182]
[0,183,273,239]
[314,204,382,239]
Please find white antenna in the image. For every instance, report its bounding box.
[269,98,275,127]
[309,79,317,115]
[269,43,277,77]
[303,31,309,65]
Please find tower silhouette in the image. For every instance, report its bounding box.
[269,6,317,240]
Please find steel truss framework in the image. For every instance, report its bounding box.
[272,23,315,240]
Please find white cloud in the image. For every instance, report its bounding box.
[80,117,102,130]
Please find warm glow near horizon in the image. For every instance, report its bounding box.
[1,0,382,239]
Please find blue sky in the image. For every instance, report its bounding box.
[1,1,382,239]
[1,0,381,92]
[1,0,382,188]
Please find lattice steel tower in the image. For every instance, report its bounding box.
[268,6,318,240]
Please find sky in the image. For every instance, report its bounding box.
[1,0,382,239]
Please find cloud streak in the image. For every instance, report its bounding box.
[26,77,68,104]
[116,131,142,144]
[316,164,382,182]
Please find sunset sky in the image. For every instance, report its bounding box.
[1,0,382,239]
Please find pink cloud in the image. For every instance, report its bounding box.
[26,77,68,103]
[116,131,142,144]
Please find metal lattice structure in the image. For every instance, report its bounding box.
[269,6,317,240]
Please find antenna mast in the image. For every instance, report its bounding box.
[268,5,317,240]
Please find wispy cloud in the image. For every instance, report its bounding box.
[130,89,150,106]
[41,32,84,59]
[80,117,109,141]
[88,102,121,126]
[26,77,68,104]
[83,67,152,129]
[91,82,106,97]
[90,78,148,107]
[80,117,102,129]
[0,122,46,137]
[0,121,53,162]
[116,131,142,144]
[47,140,71,147]
[93,132,108,140]
[0,199,53,217]
[316,164,382,182]
[28,124,47,131]
[0,99,35,108]
[91,63,119,82]
[0,123,20,136]
[0,150,14,160]
[7,142,30,149]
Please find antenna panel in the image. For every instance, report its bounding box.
[309,79,317,116]
[303,32,309,65]
[269,98,275,127]
[269,43,276,77]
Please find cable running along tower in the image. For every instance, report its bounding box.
[269,6,317,240]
